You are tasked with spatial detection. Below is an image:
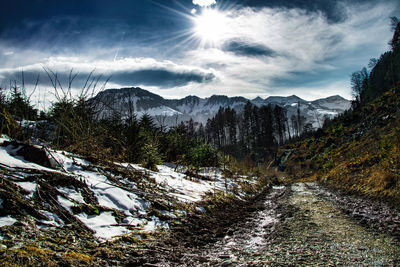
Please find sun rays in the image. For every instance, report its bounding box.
[192,8,230,46]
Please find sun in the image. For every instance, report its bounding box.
[192,8,229,45]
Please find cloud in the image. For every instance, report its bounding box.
[0,0,398,103]
[193,0,216,7]
[183,1,398,99]
[222,39,276,57]
[111,69,214,87]
[0,57,216,89]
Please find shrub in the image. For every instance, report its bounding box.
[0,108,20,138]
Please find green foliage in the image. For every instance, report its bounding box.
[379,139,393,160]
[184,142,220,169]
[0,85,37,138]
[7,87,38,120]
[204,103,279,164]
[140,134,162,171]
[283,85,400,204]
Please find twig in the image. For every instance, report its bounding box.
[42,145,67,172]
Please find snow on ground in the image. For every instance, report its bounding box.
[130,164,213,202]
[126,163,243,202]
[0,216,17,227]
[57,187,84,203]
[0,135,251,240]
[0,142,55,172]
[76,212,130,239]
[37,210,65,228]
[15,181,36,198]
[136,106,182,117]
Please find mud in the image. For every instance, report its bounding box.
[133,182,400,266]
[311,183,400,239]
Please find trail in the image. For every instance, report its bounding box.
[152,182,400,266]
[234,183,400,266]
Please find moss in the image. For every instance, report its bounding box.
[64,250,94,264]
[1,244,57,266]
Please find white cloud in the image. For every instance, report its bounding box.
[0,56,214,79]
[192,0,216,7]
[182,1,396,99]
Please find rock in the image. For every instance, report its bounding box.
[220,260,237,266]
[218,254,231,259]
[3,141,53,168]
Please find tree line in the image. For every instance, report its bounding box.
[180,101,310,163]
[351,17,400,105]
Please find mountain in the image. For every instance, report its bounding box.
[264,95,307,106]
[92,87,351,129]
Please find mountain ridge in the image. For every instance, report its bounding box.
[93,87,351,129]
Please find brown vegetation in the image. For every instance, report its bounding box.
[281,86,400,206]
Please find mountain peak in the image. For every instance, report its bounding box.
[265,95,306,105]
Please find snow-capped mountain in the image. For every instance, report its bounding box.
[92,87,351,129]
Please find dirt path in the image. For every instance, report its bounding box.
[137,183,400,266]
[237,183,400,266]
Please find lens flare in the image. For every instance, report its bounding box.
[193,9,229,45]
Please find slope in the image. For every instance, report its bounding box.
[0,136,261,265]
[281,85,400,205]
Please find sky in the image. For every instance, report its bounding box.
[0,0,399,108]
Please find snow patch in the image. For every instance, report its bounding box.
[37,210,64,228]
[57,196,75,213]
[15,182,36,198]
[57,187,84,203]
[142,216,169,231]
[0,216,17,227]
[76,211,130,239]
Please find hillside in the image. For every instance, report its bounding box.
[281,86,400,205]
[0,136,262,265]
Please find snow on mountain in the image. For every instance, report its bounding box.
[263,95,307,106]
[92,87,351,129]
[311,95,351,111]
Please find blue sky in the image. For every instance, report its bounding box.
[0,0,399,106]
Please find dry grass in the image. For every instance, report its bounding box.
[282,86,400,205]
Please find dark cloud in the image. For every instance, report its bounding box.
[218,0,400,23]
[111,69,215,87]
[222,40,276,57]
[0,68,215,89]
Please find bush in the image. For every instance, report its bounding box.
[140,137,162,171]
[184,143,220,170]
[0,108,20,138]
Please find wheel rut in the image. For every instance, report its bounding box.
[138,182,400,266]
